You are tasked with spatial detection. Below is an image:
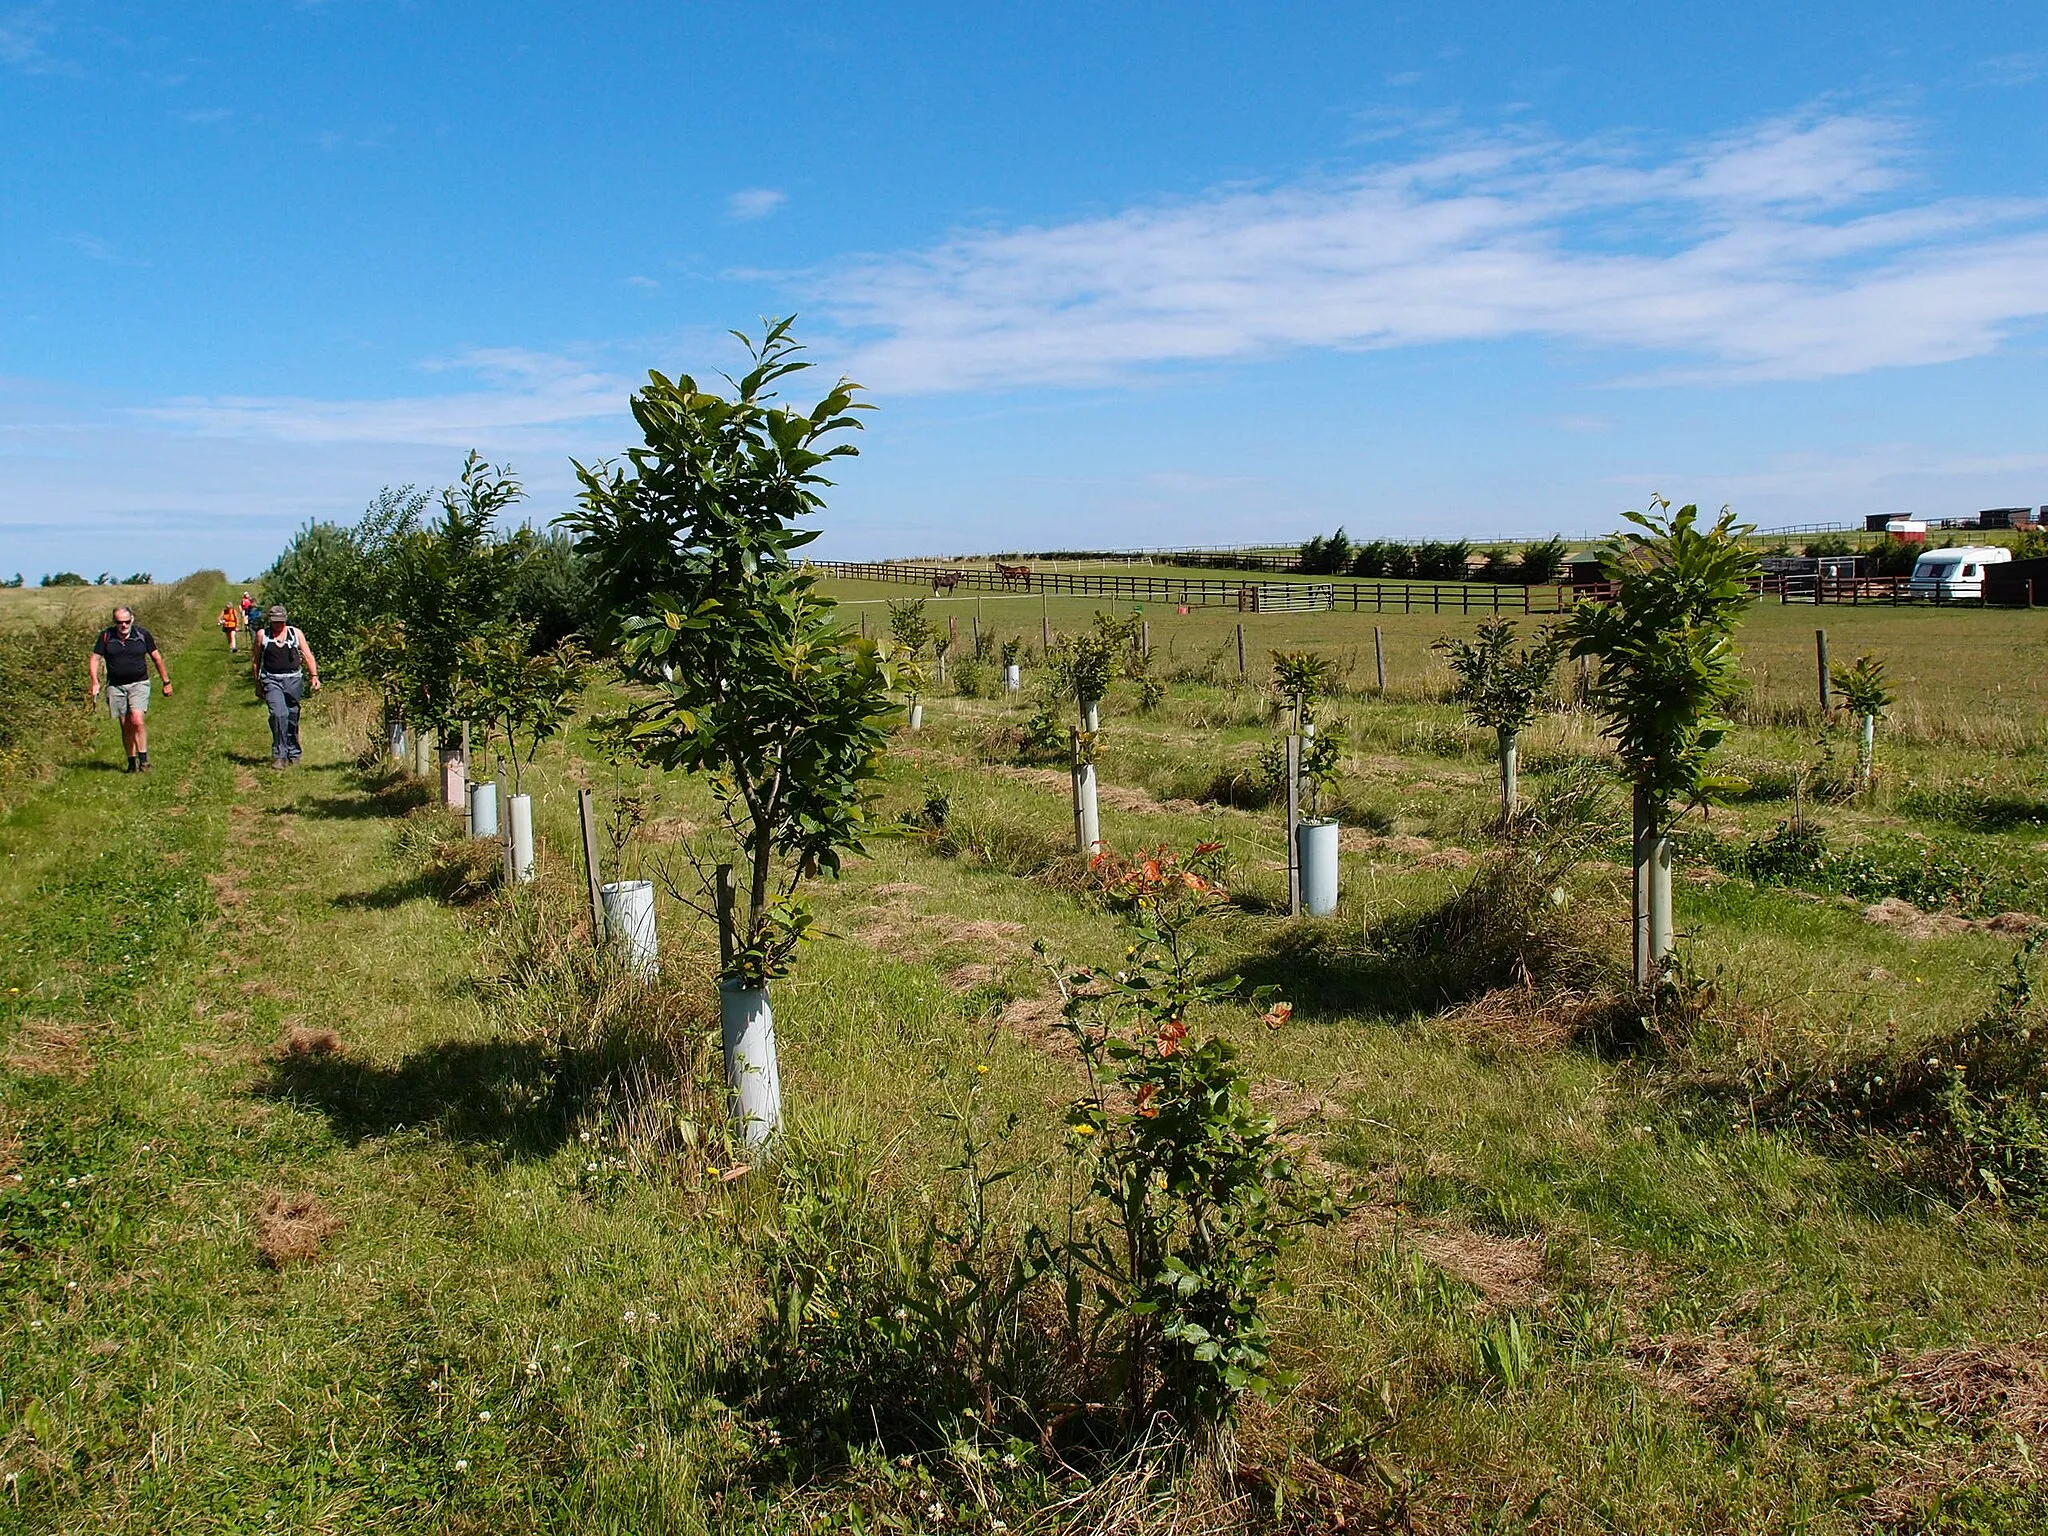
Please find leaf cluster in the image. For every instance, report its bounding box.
[1829,653,1894,719]
[1561,499,1760,808]
[1435,618,1568,736]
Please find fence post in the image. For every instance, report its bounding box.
[577,788,604,947]
[1285,733,1302,918]
[1374,627,1386,692]
[1041,592,1050,654]
[1815,629,1830,715]
[1236,623,1246,677]
[860,610,868,639]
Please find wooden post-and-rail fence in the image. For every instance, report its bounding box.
[805,558,1600,615]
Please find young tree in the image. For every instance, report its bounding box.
[1562,500,1758,988]
[561,318,891,1145]
[1435,618,1568,824]
[886,598,936,725]
[1830,653,1894,795]
[456,627,588,796]
[1268,650,1345,821]
[1048,626,1122,852]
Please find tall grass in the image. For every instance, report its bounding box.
[0,570,222,806]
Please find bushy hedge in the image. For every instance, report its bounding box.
[0,570,222,805]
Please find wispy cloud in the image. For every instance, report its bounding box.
[624,274,661,294]
[0,4,67,75]
[140,349,630,447]
[815,110,2048,393]
[726,187,787,222]
[59,234,146,267]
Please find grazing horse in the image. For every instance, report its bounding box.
[995,562,1033,590]
[931,570,964,595]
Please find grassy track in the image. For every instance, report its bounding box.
[8,597,2048,1532]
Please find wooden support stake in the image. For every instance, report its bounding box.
[1285,733,1302,918]
[1373,626,1385,692]
[1140,618,1149,658]
[715,865,737,973]
[498,771,514,885]
[1815,628,1831,715]
[577,788,604,947]
[1236,623,1246,677]
[1042,611,1051,653]
[860,610,868,638]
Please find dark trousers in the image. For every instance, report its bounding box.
[260,672,305,761]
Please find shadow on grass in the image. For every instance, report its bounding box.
[260,1037,580,1158]
[297,777,434,821]
[1221,920,1454,1024]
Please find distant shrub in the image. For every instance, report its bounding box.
[1718,819,2038,915]
[40,572,87,587]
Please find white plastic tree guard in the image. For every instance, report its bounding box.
[1004,664,1021,692]
[441,753,467,812]
[719,979,783,1150]
[1296,818,1340,916]
[388,721,409,764]
[1075,698,1103,855]
[507,793,536,883]
[909,702,924,730]
[600,879,658,978]
[468,780,499,838]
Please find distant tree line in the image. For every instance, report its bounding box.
[1298,528,1570,584]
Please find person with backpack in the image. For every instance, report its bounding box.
[220,603,242,652]
[88,606,173,773]
[251,606,322,768]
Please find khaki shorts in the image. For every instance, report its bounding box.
[106,680,150,719]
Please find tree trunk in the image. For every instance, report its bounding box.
[1632,785,1673,989]
[1498,728,1519,825]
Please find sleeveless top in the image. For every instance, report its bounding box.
[258,627,304,676]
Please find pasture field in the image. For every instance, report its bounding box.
[0,584,170,631]
[5,586,2048,1533]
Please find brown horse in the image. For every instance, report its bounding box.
[931,571,964,594]
[995,563,1032,590]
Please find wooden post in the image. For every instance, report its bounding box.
[860,610,868,638]
[498,770,514,886]
[1815,629,1830,715]
[949,614,958,645]
[715,864,736,973]
[1285,733,1302,918]
[577,788,604,946]
[1236,623,1246,677]
[1373,626,1385,692]
[1140,618,1149,658]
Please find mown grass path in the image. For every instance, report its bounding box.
[1,615,721,1534]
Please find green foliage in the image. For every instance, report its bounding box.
[886,598,936,704]
[1514,536,1571,586]
[1297,527,1353,576]
[1830,652,1894,719]
[1768,939,2048,1210]
[40,572,88,587]
[999,635,1024,667]
[455,628,588,793]
[1435,619,1568,736]
[1269,649,1334,720]
[1045,626,1121,709]
[564,319,892,985]
[1562,498,1759,811]
[1716,819,2038,916]
[1414,539,1472,581]
[1054,845,1341,1442]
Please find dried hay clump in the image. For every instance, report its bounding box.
[274,1024,340,1059]
[4,1019,90,1078]
[254,1190,343,1267]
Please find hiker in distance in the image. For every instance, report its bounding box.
[219,602,242,652]
[88,606,173,774]
[252,605,321,769]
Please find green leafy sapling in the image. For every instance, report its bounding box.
[1434,618,1568,824]
[562,318,893,1001]
[1829,652,1894,795]
[887,598,936,721]
[1268,651,1345,820]
[1561,498,1758,987]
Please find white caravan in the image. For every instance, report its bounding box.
[1908,545,2011,599]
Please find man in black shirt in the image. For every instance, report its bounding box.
[250,605,322,767]
[88,606,173,773]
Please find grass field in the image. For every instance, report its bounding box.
[0,584,176,631]
[5,584,2048,1532]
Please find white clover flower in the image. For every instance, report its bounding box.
[454,1459,469,1472]
[927,1503,947,1521]
[1001,1453,1018,1469]
[477,1411,491,1422]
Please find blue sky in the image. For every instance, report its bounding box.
[3,2,2046,576]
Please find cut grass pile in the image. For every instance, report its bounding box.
[5,592,2048,1531]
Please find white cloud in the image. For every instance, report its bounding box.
[624,274,661,294]
[139,349,631,447]
[726,187,787,222]
[814,111,2048,393]
[0,5,65,74]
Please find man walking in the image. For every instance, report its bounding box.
[88,606,173,773]
[251,605,321,768]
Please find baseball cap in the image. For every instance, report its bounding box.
[267,605,289,622]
